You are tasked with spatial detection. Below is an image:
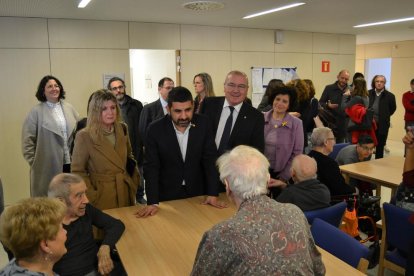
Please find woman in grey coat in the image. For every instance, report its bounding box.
[22,75,79,196]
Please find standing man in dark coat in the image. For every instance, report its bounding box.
[201,70,265,155]
[368,75,396,159]
[108,77,146,204]
[319,69,350,142]
[136,87,227,217]
[138,77,174,145]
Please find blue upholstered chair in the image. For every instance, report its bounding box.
[311,218,369,273]
[304,201,347,227]
[378,203,414,276]
[328,142,349,160]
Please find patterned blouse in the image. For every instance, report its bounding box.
[191,195,325,275]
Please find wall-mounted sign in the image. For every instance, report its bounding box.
[322,61,330,72]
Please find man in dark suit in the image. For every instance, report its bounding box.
[138,77,174,144]
[201,70,265,155]
[368,75,396,159]
[136,87,227,217]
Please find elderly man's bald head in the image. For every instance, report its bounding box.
[291,155,317,182]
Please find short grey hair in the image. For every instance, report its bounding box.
[48,173,83,202]
[217,145,269,200]
[311,127,333,147]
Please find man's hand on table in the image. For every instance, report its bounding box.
[135,205,159,218]
[202,196,228,209]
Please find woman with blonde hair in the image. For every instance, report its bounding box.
[193,72,215,113]
[0,197,67,275]
[72,90,140,210]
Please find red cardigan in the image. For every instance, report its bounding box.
[345,103,378,145]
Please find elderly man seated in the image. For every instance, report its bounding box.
[308,127,356,197]
[191,145,325,275]
[48,173,125,276]
[277,154,331,211]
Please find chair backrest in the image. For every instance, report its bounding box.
[311,218,369,269]
[328,142,350,160]
[304,201,347,227]
[383,203,414,254]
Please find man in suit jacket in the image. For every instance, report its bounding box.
[136,87,227,217]
[368,75,396,159]
[138,77,174,144]
[201,70,265,156]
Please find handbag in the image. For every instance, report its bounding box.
[121,123,137,177]
[126,157,137,177]
[347,107,374,131]
[341,197,359,237]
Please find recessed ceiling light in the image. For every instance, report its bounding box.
[354,17,414,28]
[243,2,305,19]
[183,1,225,12]
[78,0,92,8]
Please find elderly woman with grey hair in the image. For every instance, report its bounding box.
[191,145,325,275]
[308,127,355,196]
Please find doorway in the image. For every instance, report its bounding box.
[129,49,179,105]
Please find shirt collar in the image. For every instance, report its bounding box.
[160,97,168,107]
[172,121,191,135]
[223,98,243,113]
[46,101,61,108]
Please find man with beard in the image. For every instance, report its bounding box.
[319,69,351,142]
[108,77,146,204]
[136,87,227,217]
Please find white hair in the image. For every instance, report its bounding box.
[291,155,317,182]
[217,145,269,200]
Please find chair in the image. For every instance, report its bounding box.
[311,218,369,273]
[378,203,414,276]
[328,142,349,160]
[304,201,347,227]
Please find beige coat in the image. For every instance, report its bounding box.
[71,122,139,210]
[22,101,79,196]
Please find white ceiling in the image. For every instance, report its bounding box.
[1,0,414,44]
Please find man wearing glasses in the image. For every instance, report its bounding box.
[139,77,175,144]
[201,70,264,158]
[336,134,375,194]
[108,77,146,204]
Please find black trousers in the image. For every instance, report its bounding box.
[374,129,388,159]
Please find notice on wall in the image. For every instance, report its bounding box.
[250,67,298,108]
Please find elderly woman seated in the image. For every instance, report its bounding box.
[0,197,67,275]
[191,145,325,275]
[308,127,356,197]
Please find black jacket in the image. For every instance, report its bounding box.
[368,89,396,135]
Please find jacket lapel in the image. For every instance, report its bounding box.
[229,102,247,142]
[41,103,63,137]
[91,125,125,170]
[164,116,185,162]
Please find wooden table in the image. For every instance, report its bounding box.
[340,155,403,197]
[105,195,365,276]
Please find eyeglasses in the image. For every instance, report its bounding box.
[361,145,375,152]
[110,85,124,91]
[326,137,336,141]
[225,83,247,90]
[46,84,60,89]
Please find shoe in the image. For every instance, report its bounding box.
[136,197,147,205]
[384,146,390,153]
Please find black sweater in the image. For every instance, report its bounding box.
[308,150,355,196]
[53,204,125,276]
